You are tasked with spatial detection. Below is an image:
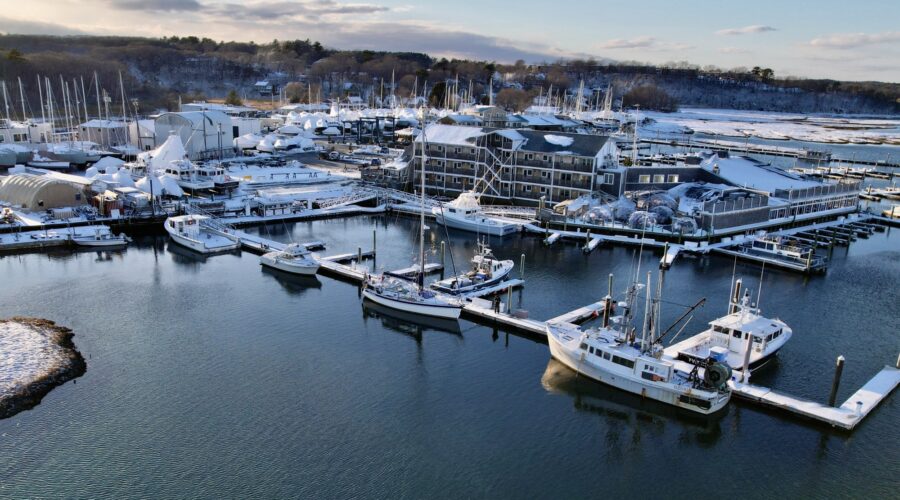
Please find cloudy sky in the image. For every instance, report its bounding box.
[1,0,898,81]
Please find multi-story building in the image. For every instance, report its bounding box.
[412,124,620,206]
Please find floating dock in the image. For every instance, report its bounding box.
[730,365,900,430]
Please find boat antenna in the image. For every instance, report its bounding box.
[728,255,738,314]
[756,261,765,312]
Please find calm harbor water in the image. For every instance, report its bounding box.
[0,215,898,498]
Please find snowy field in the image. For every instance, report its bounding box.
[642,108,900,145]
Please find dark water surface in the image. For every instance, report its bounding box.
[0,215,897,498]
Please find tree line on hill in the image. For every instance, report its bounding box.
[0,34,895,117]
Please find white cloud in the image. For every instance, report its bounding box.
[597,36,656,49]
[809,31,900,49]
[715,25,776,36]
[0,16,89,36]
[718,47,750,54]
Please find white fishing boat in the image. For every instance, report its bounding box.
[664,279,792,372]
[260,243,320,276]
[430,239,513,294]
[546,273,732,415]
[164,214,239,254]
[432,191,521,237]
[71,227,128,248]
[735,236,827,272]
[362,129,464,320]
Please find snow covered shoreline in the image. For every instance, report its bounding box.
[0,318,86,419]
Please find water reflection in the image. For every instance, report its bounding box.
[260,266,322,295]
[362,300,462,340]
[541,358,724,448]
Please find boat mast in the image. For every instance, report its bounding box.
[37,75,45,126]
[2,81,10,122]
[418,125,426,290]
[18,77,26,123]
[640,271,652,352]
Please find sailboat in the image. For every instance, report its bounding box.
[362,129,464,319]
[546,272,733,415]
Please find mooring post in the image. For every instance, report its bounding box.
[828,355,845,407]
[896,352,900,369]
[440,240,445,265]
[741,334,753,383]
[520,253,525,279]
[372,228,377,268]
[357,247,362,267]
[507,286,513,315]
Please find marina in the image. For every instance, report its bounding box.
[0,22,898,496]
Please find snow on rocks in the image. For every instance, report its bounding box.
[0,317,86,419]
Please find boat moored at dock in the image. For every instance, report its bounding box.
[260,243,320,275]
[164,214,240,254]
[432,191,522,237]
[664,279,792,372]
[430,239,513,295]
[70,227,128,248]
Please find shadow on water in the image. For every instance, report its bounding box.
[260,266,322,295]
[541,358,725,448]
[362,300,462,340]
[165,241,241,267]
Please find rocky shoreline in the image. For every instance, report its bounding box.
[0,317,87,419]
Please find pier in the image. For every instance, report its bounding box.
[730,365,900,430]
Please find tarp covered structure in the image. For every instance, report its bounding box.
[0,173,86,209]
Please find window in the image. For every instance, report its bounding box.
[543,155,550,162]
[612,355,635,369]
[526,153,534,161]
[713,325,727,334]
[653,174,665,183]
[732,330,742,338]
[589,346,595,354]
[524,185,532,192]
[525,169,533,177]
[560,173,572,182]
[541,171,549,179]
[638,175,651,183]
[603,173,614,185]
[667,174,680,183]
[539,186,547,194]
[603,352,611,360]
[580,343,588,350]
[454,147,461,154]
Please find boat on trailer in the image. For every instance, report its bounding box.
[430,239,514,295]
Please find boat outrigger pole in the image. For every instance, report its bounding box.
[654,298,706,346]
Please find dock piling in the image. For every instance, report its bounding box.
[520,253,525,279]
[741,334,752,382]
[829,355,845,407]
[440,241,445,265]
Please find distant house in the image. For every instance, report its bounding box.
[254,81,276,96]
[438,114,483,126]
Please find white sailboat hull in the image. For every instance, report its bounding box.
[362,288,462,319]
[547,328,729,415]
[72,237,127,248]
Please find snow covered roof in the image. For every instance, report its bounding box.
[701,154,822,194]
[516,130,610,157]
[80,119,127,129]
[417,124,486,146]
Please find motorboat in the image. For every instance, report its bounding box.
[260,243,320,276]
[735,236,827,272]
[664,279,792,372]
[164,214,239,254]
[432,191,521,237]
[71,227,128,248]
[430,239,513,294]
[546,273,732,415]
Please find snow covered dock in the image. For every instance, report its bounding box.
[730,365,900,431]
[0,318,86,419]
